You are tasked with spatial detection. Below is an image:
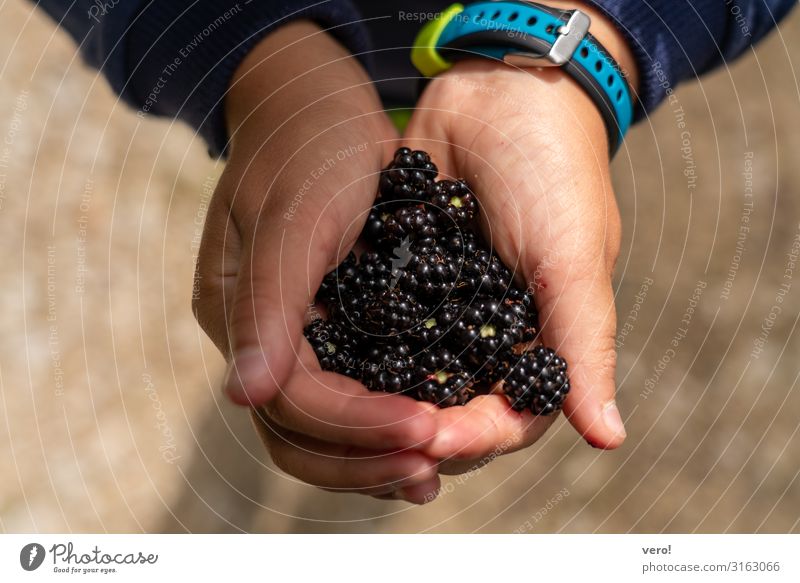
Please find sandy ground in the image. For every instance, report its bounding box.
[1,1,799,533]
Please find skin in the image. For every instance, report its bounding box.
[193,3,640,504]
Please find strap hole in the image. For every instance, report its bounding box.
[492,10,501,19]
[595,60,603,72]
[477,11,484,20]
[607,75,614,87]
[616,89,623,101]
[509,12,519,22]
[580,47,589,58]
[527,16,538,26]
[546,24,555,34]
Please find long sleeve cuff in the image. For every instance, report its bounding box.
[124,1,370,156]
[587,0,796,120]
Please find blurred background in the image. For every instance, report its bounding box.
[1,0,798,533]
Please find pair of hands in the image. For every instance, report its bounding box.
[194,7,636,504]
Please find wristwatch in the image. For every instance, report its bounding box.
[411,1,634,155]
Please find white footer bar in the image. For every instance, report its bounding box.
[1,534,798,582]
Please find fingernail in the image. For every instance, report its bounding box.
[397,484,440,505]
[602,401,627,439]
[223,349,267,405]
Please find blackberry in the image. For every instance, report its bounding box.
[502,287,539,342]
[378,205,440,249]
[409,301,461,347]
[457,249,514,299]
[416,370,473,408]
[449,298,529,378]
[378,148,438,205]
[356,252,393,294]
[360,288,424,336]
[430,179,478,228]
[360,343,415,394]
[304,319,359,376]
[398,244,463,302]
[415,346,464,377]
[500,346,570,415]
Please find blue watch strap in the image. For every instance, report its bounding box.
[417,1,633,155]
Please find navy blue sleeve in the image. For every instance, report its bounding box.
[33,0,370,156]
[589,0,796,119]
[30,0,799,151]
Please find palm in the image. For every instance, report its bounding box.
[403,60,625,454]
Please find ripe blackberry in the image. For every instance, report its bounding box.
[502,287,539,342]
[458,249,514,299]
[356,252,393,294]
[416,370,473,408]
[304,319,359,376]
[450,299,528,377]
[378,148,438,205]
[379,205,440,249]
[500,346,570,415]
[398,244,463,302]
[430,179,478,228]
[409,301,461,346]
[360,343,415,394]
[360,288,424,336]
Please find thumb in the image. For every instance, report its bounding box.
[533,256,624,449]
[222,179,369,407]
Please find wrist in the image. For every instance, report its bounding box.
[536,0,638,95]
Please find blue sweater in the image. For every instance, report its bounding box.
[34,1,795,156]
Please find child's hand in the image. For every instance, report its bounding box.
[193,22,443,502]
[402,2,638,461]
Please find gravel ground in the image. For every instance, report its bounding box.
[1,1,798,533]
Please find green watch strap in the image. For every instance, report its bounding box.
[411,4,465,77]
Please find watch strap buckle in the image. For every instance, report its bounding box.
[503,9,590,67]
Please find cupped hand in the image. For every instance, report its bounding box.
[399,2,640,471]
[194,22,441,502]
[402,58,630,469]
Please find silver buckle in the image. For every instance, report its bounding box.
[503,10,591,68]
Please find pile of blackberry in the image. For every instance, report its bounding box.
[305,148,570,415]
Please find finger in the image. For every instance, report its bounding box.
[371,475,442,504]
[251,409,440,493]
[220,115,397,405]
[396,475,442,504]
[192,192,242,355]
[265,346,439,451]
[534,258,624,449]
[424,394,556,460]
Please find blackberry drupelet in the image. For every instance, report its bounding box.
[317,252,359,306]
[500,346,570,416]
